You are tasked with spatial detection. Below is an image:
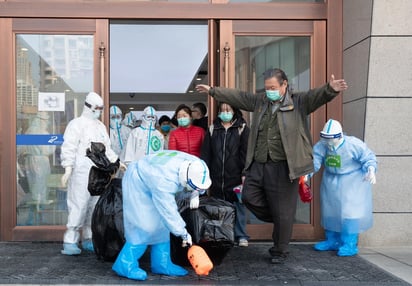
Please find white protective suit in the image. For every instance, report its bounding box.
[109,105,131,162]
[124,106,164,164]
[60,92,118,247]
[23,112,55,203]
[122,111,139,129]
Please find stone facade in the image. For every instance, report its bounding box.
[343,0,412,246]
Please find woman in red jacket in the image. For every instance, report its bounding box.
[169,104,205,157]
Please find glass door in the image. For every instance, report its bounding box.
[16,34,94,227]
[218,20,327,240]
[7,19,108,241]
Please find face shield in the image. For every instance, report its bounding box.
[141,106,157,128]
[186,160,212,194]
[110,106,123,129]
[320,133,343,147]
[320,119,343,149]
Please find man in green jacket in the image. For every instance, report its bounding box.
[196,68,348,264]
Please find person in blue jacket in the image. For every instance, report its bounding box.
[112,150,212,280]
[312,119,377,256]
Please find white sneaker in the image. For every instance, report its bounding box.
[238,239,248,247]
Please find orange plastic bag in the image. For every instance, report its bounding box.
[187,245,214,275]
[299,176,312,203]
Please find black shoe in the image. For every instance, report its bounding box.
[268,246,277,256]
[268,247,288,264]
[268,247,289,257]
[270,254,287,264]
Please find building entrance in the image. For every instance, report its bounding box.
[109,20,209,127]
[2,4,339,241]
[218,20,328,240]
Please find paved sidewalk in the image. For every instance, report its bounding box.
[359,246,412,285]
[0,241,410,286]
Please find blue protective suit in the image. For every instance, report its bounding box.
[122,150,195,244]
[113,150,198,280]
[313,135,377,234]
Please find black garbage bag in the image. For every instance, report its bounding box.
[86,142,120,196]
[91,178,125,262]
[86,141,112,168]
[171,195,235,266]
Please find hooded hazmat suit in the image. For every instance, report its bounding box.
[122,111,139,129]
[112,150,211,280]
[124,106,164,164]
[60,92,118,255]
[23,112,56,204]
[109,105,131,162]
[313,119,377,256]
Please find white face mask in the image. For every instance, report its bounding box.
[323,137,343,150]
[92,110,101,119]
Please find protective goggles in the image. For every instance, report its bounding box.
[186,164,207,194]
[187,179,203,192]
[319,132,342,140]
[143,115,156,121]
[110,114,122,120]
[85,102,104,111]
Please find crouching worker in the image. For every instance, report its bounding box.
[312,119,377,257]
[112,150,212,280]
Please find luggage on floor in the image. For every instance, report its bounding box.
[171,195,235,266]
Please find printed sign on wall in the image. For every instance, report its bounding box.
[38,92,65,112]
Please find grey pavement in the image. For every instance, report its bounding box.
[0,241,411,286]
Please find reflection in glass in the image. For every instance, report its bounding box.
[16,34,93,226]
[234,35,311,224]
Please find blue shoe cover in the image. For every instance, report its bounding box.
[112,242,147,281]
[82,240,94,252]
[337,233,358,257]
[314,231,340,251]
[61,243,81,255]
[150,242,188,276]
[337,244,358,256]
[314,240,340,251]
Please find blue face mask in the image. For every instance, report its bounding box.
[177,117,191,127]
[161,125,171,132]
[218,112,233,123]
[266,90,282,101]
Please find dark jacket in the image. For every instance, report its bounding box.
[209,84,339,180]
[192,116,209,131]
[201,117,249,202]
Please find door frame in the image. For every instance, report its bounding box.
[0,18,109,241]
[0,0,343,242]
[215,19,330,240]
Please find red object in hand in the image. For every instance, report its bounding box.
[299,176,312,203]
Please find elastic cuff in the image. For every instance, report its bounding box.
[209,87,215,96]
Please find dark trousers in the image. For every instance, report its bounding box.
[242,160,299,253]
